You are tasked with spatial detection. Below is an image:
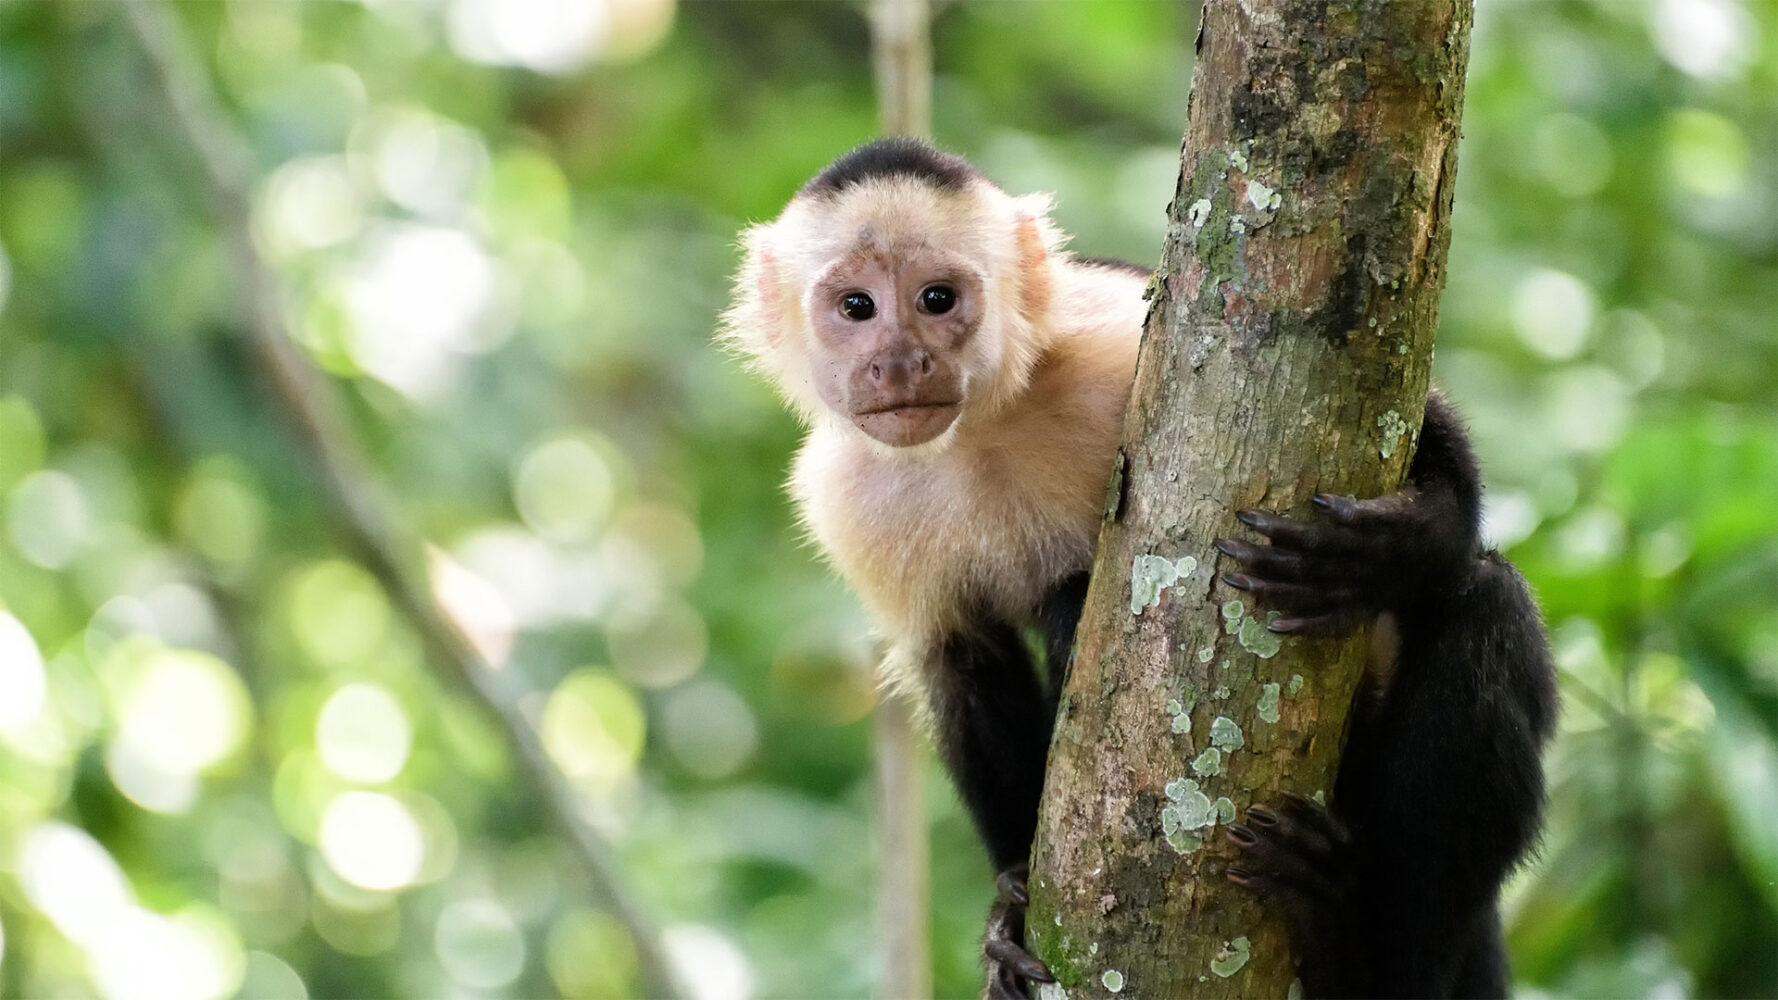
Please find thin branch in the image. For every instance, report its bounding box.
[111,2,686,996]
[871,0,933,138]
[867,1,937,998]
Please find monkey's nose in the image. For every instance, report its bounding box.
[868,351,932,390]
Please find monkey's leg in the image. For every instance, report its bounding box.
[1219,495,1555,997]
[1330,553,1554,997]
[926,621,1058,998]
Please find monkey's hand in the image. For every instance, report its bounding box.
[1215,489,1474,636]
[983,864,1054,1000]
[1226,793,1365,997]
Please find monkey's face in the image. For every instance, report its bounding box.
[806,247,984,448]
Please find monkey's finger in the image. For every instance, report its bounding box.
[985,939,1054,983]
[1222,575,1362,617]
[1236,509,1364,554]
[1246,803,1340,864]
[1277,792,1355,849]
[1313,491,1422,531]
[1215,539,1318,582]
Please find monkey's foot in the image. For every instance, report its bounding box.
[1216,489,1471,635]
[983,864,1054,1000]
[1225,792,1356,931]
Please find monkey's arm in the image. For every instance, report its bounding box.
[926,577,1090,1000]
[924,617,1054,875]
[1219,396,1557,997]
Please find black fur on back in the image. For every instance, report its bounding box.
[801,137,980,198]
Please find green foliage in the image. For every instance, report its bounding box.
[0,0,1772,997]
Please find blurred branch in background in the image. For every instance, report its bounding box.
[867,0,933,996]
[110,1,686,996]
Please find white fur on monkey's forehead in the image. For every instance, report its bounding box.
[775,176,1055,275]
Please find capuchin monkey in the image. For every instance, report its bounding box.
[722,138,1557,999]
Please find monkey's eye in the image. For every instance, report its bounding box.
[920,285,957,315]
[840,292,876,321]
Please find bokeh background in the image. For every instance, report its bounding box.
[1,0,1775,997]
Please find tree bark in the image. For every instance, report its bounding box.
[1024,1,1472,996]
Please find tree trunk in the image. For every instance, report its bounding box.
[1024,1,1473,996]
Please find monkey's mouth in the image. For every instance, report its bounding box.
[851,400,962,447]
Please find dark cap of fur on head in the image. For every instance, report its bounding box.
[800,137,980,199]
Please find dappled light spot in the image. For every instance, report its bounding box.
[238,951,308,1000]
[541,669,646,793]
[665,924,755,1000]
[356,107,489,220]
[0,612,47,734]
[1545,367,1631,454]
[434,899,526,990]
[8,469,92,570]
[287,560,392,669]
[1665,109,1751,200]
[110,645,252,775]
[514,434,618,544]
[316,682,412,784]
[318,791,426,892]
[1553,505,1629,573]
[661,678,759,780]
[1649,0,1758,80]
[446,0,610,74]
[454,526,613,626]
[548,908,639,999]
[90,905,244,1000]
[106,739,200,814]
[256,155,364,256]
[102,644,252,813]
[172,457,269,569]
[341,223,504,401]
[1480,490,1540,552]
[309,889,403,958]
[1513,268,1594,362]
[21,823,132,948]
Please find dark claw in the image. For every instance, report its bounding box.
[1236,509,1265,528]
[995,869,1029,905]
[1311,494,1335,512]
[1247,804,1279,827]
[1214,537,1247,558]
[1223,573,1253,590]
[1226,865,1254,884]
[1269,615,1328,634]
[1226,823,1259,847]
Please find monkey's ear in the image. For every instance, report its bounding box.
[1013,212,1053,323]
[723,225,788,358]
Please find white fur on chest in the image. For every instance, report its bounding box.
[793,424,1099,640]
